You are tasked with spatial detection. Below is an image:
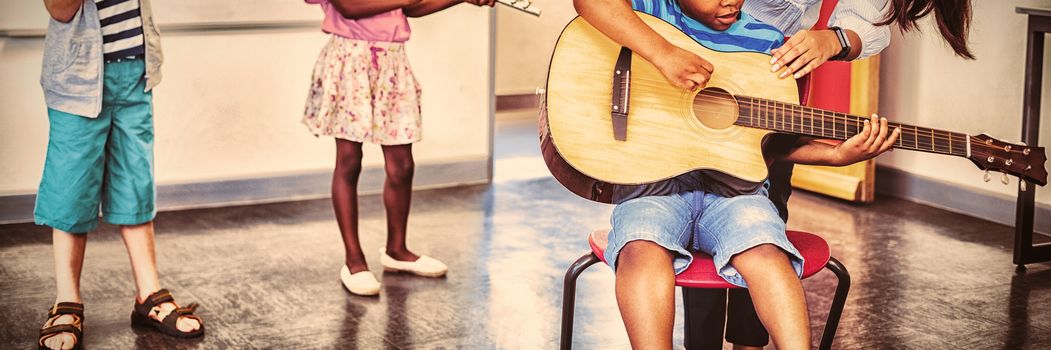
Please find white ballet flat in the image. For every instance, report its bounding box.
[379,250,448,277]
[340,265,381,296]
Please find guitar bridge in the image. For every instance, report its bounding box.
[611,47,632,141]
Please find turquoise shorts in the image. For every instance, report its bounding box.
[34,58,156,233]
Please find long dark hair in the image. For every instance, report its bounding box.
[877,0,974,59]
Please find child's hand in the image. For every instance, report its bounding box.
[650,45,714,91]
[463,0,496,6]
[831,114,901,165]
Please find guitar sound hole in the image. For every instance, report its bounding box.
[692,88,739,130]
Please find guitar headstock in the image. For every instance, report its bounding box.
[968,134,1047,186]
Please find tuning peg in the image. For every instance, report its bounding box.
[1001,172,1010,185]
[983,170,991,182]
[1018,141,1033,156]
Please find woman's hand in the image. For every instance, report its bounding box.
[651,45,714,91]
[769,29,841,79]
[830,114,901,166]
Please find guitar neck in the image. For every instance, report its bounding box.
[734,95,970,158]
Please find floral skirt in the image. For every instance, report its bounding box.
[303,36,422,145]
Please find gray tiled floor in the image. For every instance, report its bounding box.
[2,117,1050,349]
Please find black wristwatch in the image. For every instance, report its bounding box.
[828,26,851,61]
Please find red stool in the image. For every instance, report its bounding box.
[560,229,850,350]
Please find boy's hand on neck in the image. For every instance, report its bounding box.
[779,115,901,166]
[828,114,901,166]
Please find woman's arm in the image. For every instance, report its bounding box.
[330,0,422,20]
[573,0,712,90]
[829,0,891,59]
[779,114,900,166]
[769,0,890,79]
[43,0,82,23]
[403,0,493,18]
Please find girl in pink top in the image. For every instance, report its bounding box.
[302,0,494,296]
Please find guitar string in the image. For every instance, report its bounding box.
[690,91,968,143]
[690,93,965,145]
[691,93,1020,157]
[690,90,954,135]
[695,91,978,147]
[687,91,1019,155]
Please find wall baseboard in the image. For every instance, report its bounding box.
[0,157,489,225]
[495,93,539,112]
[875,166,1051,235]
[8,160,1043,235]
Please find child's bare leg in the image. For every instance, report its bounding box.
[42,229,86,350]
[53,229,86,304]
[332,139,368,272]
[121,223,161,300]
[730,244,809,350]
[615,240,676,350]
[380,144,419,262]
[121,222,200,333]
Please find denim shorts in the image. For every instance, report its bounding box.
[34,58,156,233]
[605,186,804,287]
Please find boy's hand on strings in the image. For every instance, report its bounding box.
[831,114,901,165]
[770,29,841,79]
[651,45,713,91]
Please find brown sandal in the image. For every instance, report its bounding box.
[38,302,84,350]
[130,289,205,338]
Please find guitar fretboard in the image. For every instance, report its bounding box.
[733,95,969,157]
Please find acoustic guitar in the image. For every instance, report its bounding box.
[540,12,1047,203]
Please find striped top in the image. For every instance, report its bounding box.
[95,0,146,60]
[632,0,785,54]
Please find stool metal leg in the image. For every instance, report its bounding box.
[819,256,851,350]
[560,252,602,350]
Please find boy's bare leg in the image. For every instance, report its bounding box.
[42,229,87,350]
[120,222,200,332]
[615,241,676,350]
[53,229,86,303]
[731,244,809,350]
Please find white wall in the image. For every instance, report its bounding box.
[0,6,493,195]
[0,0,321,34]
[878,0,1051,207]
[494,1,577,95]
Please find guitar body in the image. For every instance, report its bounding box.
[542,12,799,202]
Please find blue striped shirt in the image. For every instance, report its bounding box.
[95,0,146,60]
[632,0,785,54]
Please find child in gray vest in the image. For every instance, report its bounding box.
[36,1,203,349]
